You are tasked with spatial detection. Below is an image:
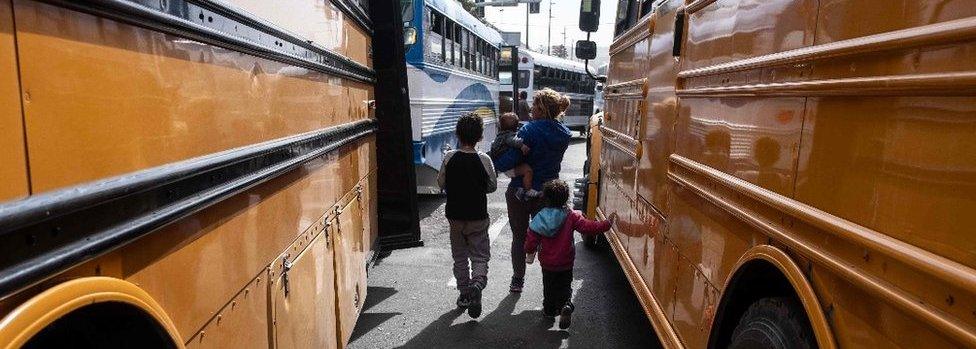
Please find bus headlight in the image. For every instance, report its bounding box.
[404,27,417,46]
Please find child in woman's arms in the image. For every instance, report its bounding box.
[489,112,538,200]
[524,179,613,329]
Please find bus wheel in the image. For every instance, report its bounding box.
[728,297,815,349]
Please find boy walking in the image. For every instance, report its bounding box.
[525,179,613,329]
[437,113,497,318]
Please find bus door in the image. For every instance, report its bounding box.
[498,45,518,114]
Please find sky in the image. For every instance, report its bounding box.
[483,0,619,52]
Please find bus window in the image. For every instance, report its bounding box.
[446,20,456,65]
[454,25,462,68]
[427,9,444,63]
[614,0,633,37]
[518,70,530,88]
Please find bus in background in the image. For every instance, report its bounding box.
[578,0,976,347]
[402,0,502,194]
[501,48,597,135]
[593,63,608,114]
[0,0,382,347]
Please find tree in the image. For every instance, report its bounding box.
[550,44,568,58]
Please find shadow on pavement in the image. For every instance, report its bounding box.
[416,195,446,220]
[398,293,570,348]
[350,287,401,343]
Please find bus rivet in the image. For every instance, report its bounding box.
[216,315,222,325]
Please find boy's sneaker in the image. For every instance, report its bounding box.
[524,189,542,199]
[456,293,471,309]
[558,303,574,329]
[515,187,527,201]
[467,285,483,318]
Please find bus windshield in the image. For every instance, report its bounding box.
[499,71,512,85]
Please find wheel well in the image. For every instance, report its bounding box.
[708,259,814,349]
[24,301,176,349]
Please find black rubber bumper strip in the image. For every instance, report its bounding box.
[0,119,377,300]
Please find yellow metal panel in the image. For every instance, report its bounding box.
[12,1,372,193]
[185,275,268,348]
[0,0,28,202]
[271,230,338,349]
[122,150,344,337]
[227,0,372,68]
[333,195,367,347]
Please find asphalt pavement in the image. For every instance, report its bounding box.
[349,136,662,348]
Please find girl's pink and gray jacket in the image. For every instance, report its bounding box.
[524,208,612,271]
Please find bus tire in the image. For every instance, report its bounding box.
[728,297,815,349]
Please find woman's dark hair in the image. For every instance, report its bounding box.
[455,113,484,145]
[542,179,570,208]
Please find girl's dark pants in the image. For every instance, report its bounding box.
[542,269,573,316]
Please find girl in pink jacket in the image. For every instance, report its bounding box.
[524,179,613,329]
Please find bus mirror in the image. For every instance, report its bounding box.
[578,0,601,32]
[575,40,597,60]
[403,27,417,46]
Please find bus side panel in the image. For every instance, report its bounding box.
[681,0,817,71]
[635,1,680,216]
[798,97,976,347]
[669,0,818,344]
[814,0,976,44]
[793,3,976,346]
[12,1,373,193]
[271,227,339,349]
[334,184,368,346]
[119,150,345,338]
[185,274,269,348]
[227,0,372,68]
[0,0,28,202]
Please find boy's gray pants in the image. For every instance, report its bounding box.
[449,218,491,291]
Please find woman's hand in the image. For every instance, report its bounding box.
[520,144,530,155]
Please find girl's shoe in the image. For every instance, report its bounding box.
[558,303,574,329]
[456,293,471,309]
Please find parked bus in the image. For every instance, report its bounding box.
[402,0,502,194]
[501,48,597,134]
[577,0,976,348]
[0,0,380,347]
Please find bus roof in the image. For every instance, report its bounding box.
[520,48,593,73]
[425,0,503,45]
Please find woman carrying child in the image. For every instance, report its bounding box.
[505,88,573,293]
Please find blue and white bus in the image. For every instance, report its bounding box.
[500,48,597,134]
[402,0,503,194]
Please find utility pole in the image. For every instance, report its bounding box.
[546,0,552,55]
[525,4,529,49]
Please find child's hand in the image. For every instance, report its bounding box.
[608,212,619,226]
[526,252,536,264]
[520,144,530,155]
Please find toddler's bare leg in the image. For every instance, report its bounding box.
[514,163,533,190]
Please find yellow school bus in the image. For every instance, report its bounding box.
[581,0,976,347]
[0,0,380,347]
